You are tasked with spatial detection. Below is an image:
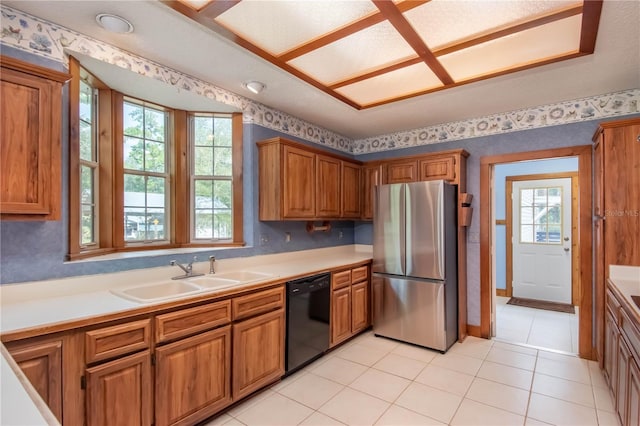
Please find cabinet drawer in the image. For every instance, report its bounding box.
[621,308,640,361]
[332,270,352,290]
[155,300,231,344]
[85,319,151,364]
[233,287,284,321]
[351,266,369,284]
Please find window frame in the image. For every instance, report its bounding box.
[68,57,244,260]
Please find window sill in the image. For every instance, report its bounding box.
[67,243,246,263]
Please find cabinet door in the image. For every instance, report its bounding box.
[594,138,606,365]
[628,359,640,426]
[604,308,619,391]
[419,157,455,181]
[232,309,285,400]
[330,287,351,346]
[351,281,369,333]
[7,339,63,422]
[341,162,361,218]
[316,155,341,217]
[86,351,152,426]
[283,145,315,218]
[0,68,58,218]
[386,160,417,183]
[361,164,382,220]
[616,337,632,423]
[155,326,232,426]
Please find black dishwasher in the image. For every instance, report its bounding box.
[285,272,331,375]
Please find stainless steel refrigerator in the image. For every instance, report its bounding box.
[372,180,458,352]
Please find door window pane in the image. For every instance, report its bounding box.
[519,185,563,245]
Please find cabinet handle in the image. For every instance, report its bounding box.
[594,215,606,221]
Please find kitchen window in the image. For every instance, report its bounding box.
[68,58,244,260]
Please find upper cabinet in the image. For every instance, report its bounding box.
[384,150,468,188]
[0,56,70,220]
[258,137,361,220]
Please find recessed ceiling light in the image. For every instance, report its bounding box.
[244,81,266,94]
[96,13,134,34]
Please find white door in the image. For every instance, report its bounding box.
[512,178,572,303]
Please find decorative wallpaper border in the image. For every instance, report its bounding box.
[352,89,640,154]
[2,4,639,156]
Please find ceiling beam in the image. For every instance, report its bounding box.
[579,0,603,53]
[372,0,454,85]
[199,0,241,20]
[278,0,429,63]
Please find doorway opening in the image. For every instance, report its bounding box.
[494,163,579,353]
[479,145,593,360]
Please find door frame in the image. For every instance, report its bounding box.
[480,145,593,359]
[504,172,579,304]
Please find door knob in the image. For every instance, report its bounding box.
[564,237,569,241]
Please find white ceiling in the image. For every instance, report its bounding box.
[5,0,640,140]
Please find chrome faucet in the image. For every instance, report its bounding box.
[209,255,216,274]
[170,256,204,280]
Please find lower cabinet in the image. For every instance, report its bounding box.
[85,350,153,426]
[604,283,640,426]
[5,337,63,422]
[155,326,232,426]
[330,265,370,347]
[232,309,285,400]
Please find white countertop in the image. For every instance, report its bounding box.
[609,265,640,319]
[0,245,372,424]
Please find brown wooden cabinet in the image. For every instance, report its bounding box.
[232,309,285,400]
[341,161,361,218]
[604,281,640,426]
[258,137,362,220]
[330,264,370,347]
[5,338,63,422]
[0,56,69,220]
[593,118,640,364]
[155,326,232,426]
[419,156,455,181]
[86,350,153,426]
[316,155,341,218]
[386,160,418,183]
[361,163,383,220]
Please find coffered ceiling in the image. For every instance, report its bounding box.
[169,0,602,110]
[3,0,639,140]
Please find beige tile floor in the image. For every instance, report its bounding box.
[205,331,620,426]
[495,296,579,354]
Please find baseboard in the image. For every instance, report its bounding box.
[467,324,482,338]
[496,289,507,297]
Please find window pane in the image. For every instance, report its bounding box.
[214,117,232,146]
[124,136,144,171]
[123,102,143,137]
[534,205,547,224]
[547,205,561,224]
[79,81,93,123]
[146,177,166,207]
[80,165,94,204]
[520,224,534,243]
[194,116,214,146]
[145,140,165,173]
[214,147,232,176]
[79,120,93,161]
[213,210,232,239]
[124,174,145,198]
[548,187,561,197]
[535,224,548,243]
[195,210,213,239]
[548,225,562,243]
[145,108,165,142]
[534,188,547,206]
[146,208,165,240]
[195,180,213,206]
[520,206,534,225]
[124,207,144,241]
[520,189,534,207]
[81,204,94,245]
[195,146,214,176]
[214,180,232,209]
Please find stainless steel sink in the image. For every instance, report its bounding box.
[111,281,202,303]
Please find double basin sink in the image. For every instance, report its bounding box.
[111,271,275,303]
